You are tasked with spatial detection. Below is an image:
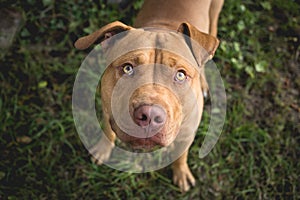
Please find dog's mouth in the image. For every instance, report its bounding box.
[126,135,173,150]
[109,114,180,151]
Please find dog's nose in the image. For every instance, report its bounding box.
[134,105,166,129]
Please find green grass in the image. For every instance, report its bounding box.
[1,0,299,199]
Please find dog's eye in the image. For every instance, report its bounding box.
[175,70,187,82]
[122,64,134,75]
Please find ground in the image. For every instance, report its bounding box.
[0,0,299,199]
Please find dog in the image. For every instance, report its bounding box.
[75,0,223,192]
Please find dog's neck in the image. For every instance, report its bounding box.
[133,0,211,33]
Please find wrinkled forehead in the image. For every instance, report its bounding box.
[104,28,199,69]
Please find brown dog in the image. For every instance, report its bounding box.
[75,0,223,192]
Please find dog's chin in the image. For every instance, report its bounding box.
[128,134,174,149]
[126,139,164,152]
[115,131,176,152]
[109,117,179,152]
[110,122,177,152]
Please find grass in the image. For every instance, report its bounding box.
[0,0,299,199]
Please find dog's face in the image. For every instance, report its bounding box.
[75,21,219,150]
[102,48,201,150]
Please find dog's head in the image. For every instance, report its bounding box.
[75,21,219,150]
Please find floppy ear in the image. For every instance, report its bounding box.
[177,22,220,97]
[177,22,219,66]
[74,21,133,50]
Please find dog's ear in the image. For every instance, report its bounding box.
[74,21,133,50]
[177,22,219,65]
[178,22,219,97]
